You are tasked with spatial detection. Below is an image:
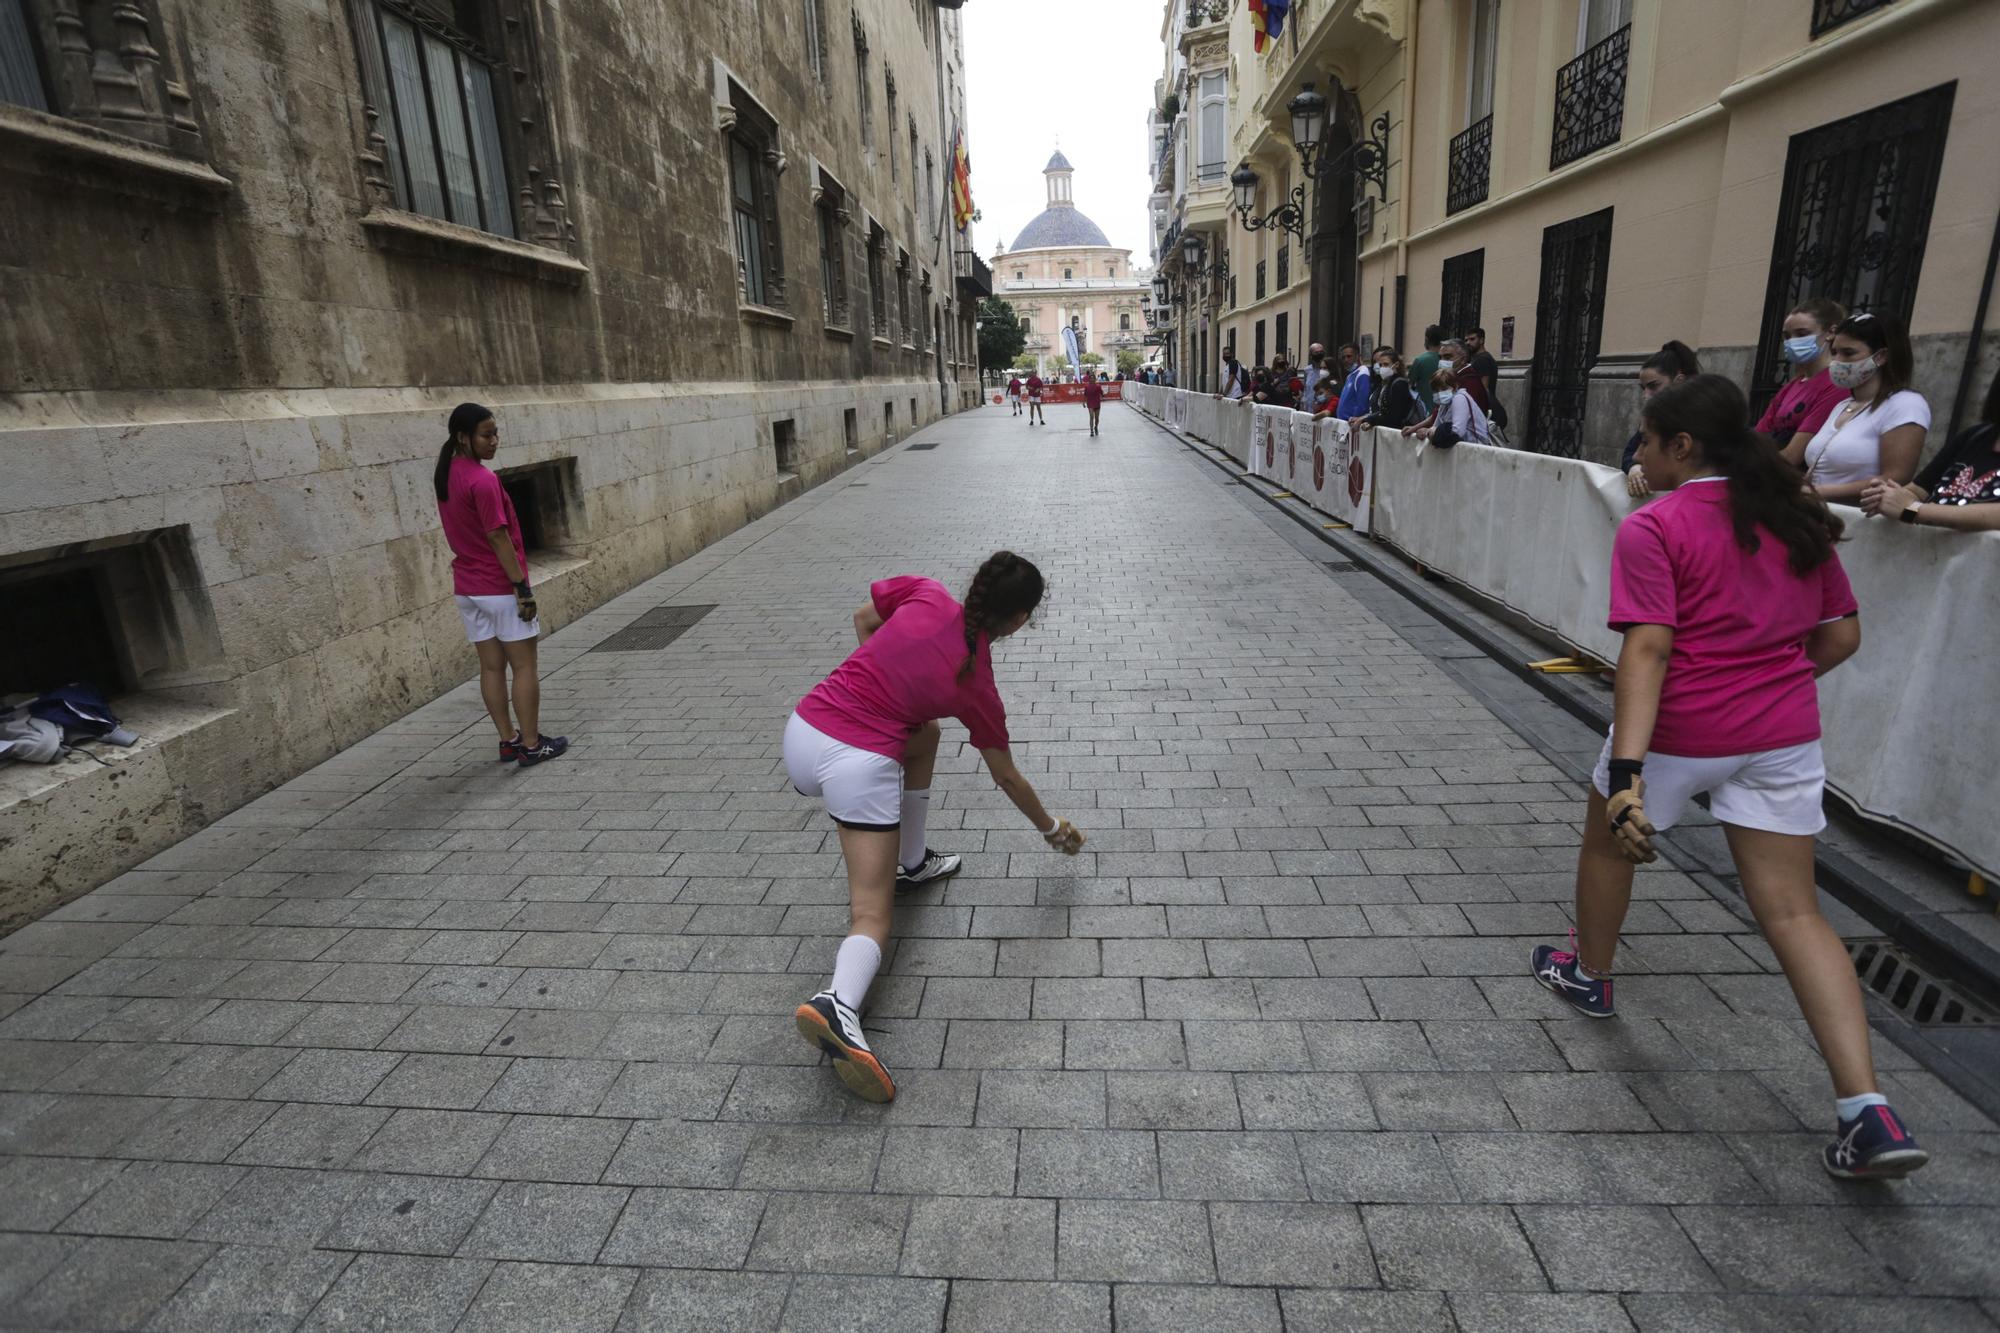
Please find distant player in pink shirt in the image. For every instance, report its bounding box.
[1531,375,1926,1182]
[786,552,1085,1101]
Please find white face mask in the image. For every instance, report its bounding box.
[1828,355,1880,391]
[1435,390,1456,407]
[1373,364,1391,378]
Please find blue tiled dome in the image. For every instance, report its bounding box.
[1011,207,1112,250]
[1045,149,1074,171]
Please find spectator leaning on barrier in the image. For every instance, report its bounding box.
[1792,311,1928,504]
[1301,343,1328,403]
[1463,327,1506,430]
[1757,298,1850,456]
[1410,325,1444,416]
[1308,373,1339,419]
[1405,367,1489,447]
[1335,342,1374,418]
[1353,346,1423,432]
[1218,349,1248,401]
[1444,337,1492,421]
[1621,342,1703,497]
[1862,367,2000,531]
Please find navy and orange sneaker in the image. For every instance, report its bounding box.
[1823,1103,1929,1180]
[1531,933,1614,1019]
[795,990,895,1103]
[498,732,524,763]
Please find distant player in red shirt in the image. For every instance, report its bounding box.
[786,553,1084,1101]
[1005,374,1023,416]
[1530,375,1926,1182]
[1024,372,1046,426]
[1083,376,1104,436]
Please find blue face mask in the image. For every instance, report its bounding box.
[1783,334,1822,364]
[1435,390,1456,408]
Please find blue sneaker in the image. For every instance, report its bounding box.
[1823,1103,1929,1180]
[1531,934,1614,1019]
[515,735,569,766]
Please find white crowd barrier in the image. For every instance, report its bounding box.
[1128,385,2000,880]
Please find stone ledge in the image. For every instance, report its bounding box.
[360,207,589,284]
[0,103,232,204]
[739,302,797,329]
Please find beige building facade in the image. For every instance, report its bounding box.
[1149,0,1998,461]
[993,153,1153,377]
[0,0,988,921]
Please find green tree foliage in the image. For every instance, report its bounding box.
[1116,349,1143,375]
[978,296,1026,379]
[1079,351,1104,367]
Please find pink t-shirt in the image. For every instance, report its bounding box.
[1755,369,1848,444]
[439,455,527,596]
[796,576,1011,761]
[1608,477,1857,758]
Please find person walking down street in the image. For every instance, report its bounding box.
[1025,371,1047,426]
[1619,341,1702,497]
[1409,325,1444,417]
[1084,375,1104,436]
[1351,346,1422,432]
[1334,342,1373,419]
[434,403,568,767]
[1756,298,1849,457]
[1218,349,1248,401]
[787,553,1085,1102]
[1791,312,1927,504]
[1862,366,2000,531]
[1006,374,1023,417]
[1531,374,1927,1182]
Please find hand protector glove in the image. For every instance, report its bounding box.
[1042,817,1087,856]
[1604,760,1657,864]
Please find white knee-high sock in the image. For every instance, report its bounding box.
[830,934,881,1009]
[899,788,931,871]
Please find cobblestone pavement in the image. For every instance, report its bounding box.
[2,400,1997,1332]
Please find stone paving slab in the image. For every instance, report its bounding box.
[1,402,1996,1329]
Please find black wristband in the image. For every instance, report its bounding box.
[1606,758,1643,796]
[514,581,532,596]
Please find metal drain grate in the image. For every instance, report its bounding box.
[1848,939,1994,1025]
[905,442,939,451]
[1321,560,1358,574]
[589,603,717,653]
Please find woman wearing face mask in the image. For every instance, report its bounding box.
[1619,342,1702,497]
[1403,367,1488,447]
[1757,299,1849,456]
[1792,312,1927,504]
[1351,347,1422,432]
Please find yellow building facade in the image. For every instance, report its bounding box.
[1150,0,1999,463]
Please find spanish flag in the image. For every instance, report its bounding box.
[950,126,974,232]
[1249,0,1291,53]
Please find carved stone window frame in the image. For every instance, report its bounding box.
[715,60,788,319]
[344,0,580,266]
[811,155,852,334]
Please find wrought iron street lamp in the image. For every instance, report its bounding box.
[1230,82,1392,242]
[1230,162,1304,242]
[1152,272,1172,306]
[1180,231,1229,284]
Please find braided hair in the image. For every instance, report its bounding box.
[959,551,1045,681]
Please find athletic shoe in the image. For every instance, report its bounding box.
[795,990,895,1102]
[896,848,962,892]
[498,732,523,762]
[1823,1103,1929,1180]
[515,735,569,766]
[1531,935,1614,1019]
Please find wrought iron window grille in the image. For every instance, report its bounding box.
[1550,24,1628,170]
[1276,245,1289,291]
[1439,248,1484,341]
[1811,0,1893,37]
[1255,260,1267,302]
[1447,115,1492,215]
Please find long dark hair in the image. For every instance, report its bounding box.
[959,551,1045,681]
[1641,340,1700,379]
[434,402,493,503]
[1643,375,1842,574]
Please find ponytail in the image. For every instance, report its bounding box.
[1642,375,1841,574]
[1641,340,1701,380]
[959,550,1046,681]
[434,402,494,503]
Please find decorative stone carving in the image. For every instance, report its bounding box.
[25,0,205,156]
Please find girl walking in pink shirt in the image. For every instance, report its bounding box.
[786,552,1085,1102]
[1532,375,1927,1181]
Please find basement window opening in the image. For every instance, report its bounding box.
[773,418,799,478]
[844,407,860,457]
[495,457,580,558]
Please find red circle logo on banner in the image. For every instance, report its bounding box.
[1264,428,1276,468]
[1348,456,1366,506]
[992,394,1003,405]
[1313,445,1326,491]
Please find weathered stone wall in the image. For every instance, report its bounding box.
[0,0,983,922]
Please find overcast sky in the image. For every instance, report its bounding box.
[961,0,1160,264]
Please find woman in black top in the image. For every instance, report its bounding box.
[1862,367,2000,531]
[1352,346,1421,431]
[1619,341,1701,496]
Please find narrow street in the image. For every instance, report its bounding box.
[1,400,1993,1331]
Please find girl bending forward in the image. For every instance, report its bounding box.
[786,552,1085,1101]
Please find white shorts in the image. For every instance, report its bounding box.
[784,711,903,831]
[1591,731,1826,837]
[455,594,540,644]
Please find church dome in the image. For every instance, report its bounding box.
[1012,207,1112,250]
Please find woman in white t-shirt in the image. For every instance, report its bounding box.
[1792,311,1927,504]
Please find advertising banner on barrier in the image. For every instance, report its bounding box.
[1306,417,1375,534]
[1042,382,1123,403]
[1249,405,1288,479]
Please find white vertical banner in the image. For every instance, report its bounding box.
[1249,405,1288,479]
[1286,410,1313,492]
[1304,416,1374,534]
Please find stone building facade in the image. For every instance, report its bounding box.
[1148,0,1999,462]
[992,153,1152,378]
[0,0,989,921]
